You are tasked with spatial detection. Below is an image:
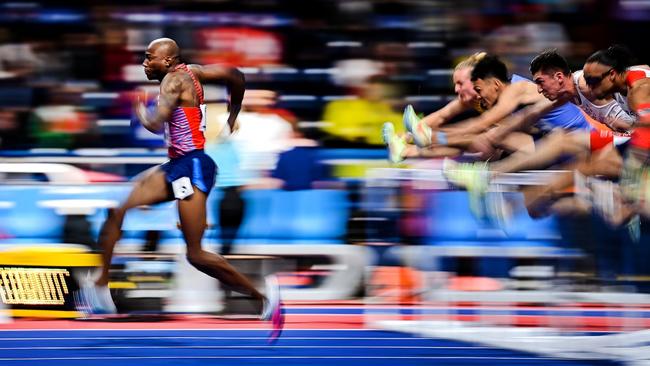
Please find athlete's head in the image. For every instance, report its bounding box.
[453,52,486,105]
[471,55,509,110]
[143,38,181,81]
[583,44,635,98]
[529,49,572,101]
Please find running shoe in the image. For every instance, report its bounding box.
[403,105,432,148]
[485,185,514,233]
[262,275,284,344]
[382,122,407,163]
[75,282,117,315]
[590,177,617,225]
[443,158,490,219]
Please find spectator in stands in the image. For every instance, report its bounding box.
[28,89,91,148]
[321,70,404,147]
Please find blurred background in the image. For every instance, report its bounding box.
[0,0,649,152]
[0,0,649,335]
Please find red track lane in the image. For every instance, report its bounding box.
[1,313,649,331]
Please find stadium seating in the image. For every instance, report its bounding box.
[236,189,350,244]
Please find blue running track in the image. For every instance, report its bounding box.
[0,329,622,366]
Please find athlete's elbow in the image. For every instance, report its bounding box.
[152,121,165,133]
[143,121,164,134]
[231,67,245,85]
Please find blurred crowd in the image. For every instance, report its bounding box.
[0,0,646,151]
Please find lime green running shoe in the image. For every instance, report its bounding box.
[403,104,432,148]
[442,158,490,219]
[382,122,407,164]
[485,185,514,234]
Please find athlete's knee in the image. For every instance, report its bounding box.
[186,249,226,268]
[547,130,568,145]
[562,132,591,155]
[186,250,202,267]
[107,207,127,221]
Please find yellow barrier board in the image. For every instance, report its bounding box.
[0,267,70,305]
[0,246,101,317]
[0,246,101,267]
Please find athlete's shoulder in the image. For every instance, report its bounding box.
[506,78,534,94]
[626,65,650,87]
[161,70,187,86]
[165,67,191,81]
[572,70,591,101]
[572,70,587,92]
[186,64,204,77]
[513,79,544,101]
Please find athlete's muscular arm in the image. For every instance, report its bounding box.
[629,79,650,127]
[136,73,183,133]
[445,82,535,135]
[483,98,557,144]
[192,64,245,132]
[421,99,472,128]
[607,114,636,132]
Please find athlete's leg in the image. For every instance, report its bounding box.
[429,129,534,161]
[522,146,624,220]
[499,132,535,155]
[417,145,463,158]
[96,166,172,287]
[491,130,591,174]
[547,196,592,217]
[581,143,623,179]
[178,186,265,301]
[522,169,576,218]
[466,131,534,161]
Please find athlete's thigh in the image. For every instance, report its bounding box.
[176,186,208,251]
[568,130,592,150]
[500,131,534,154]
[588,145,623,178]
[121,165,173,210]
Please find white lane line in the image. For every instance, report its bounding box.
[0,356,555,361]
[0,345,490,350]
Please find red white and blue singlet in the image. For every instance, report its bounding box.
[164,63,208,158]
[159,64,216,195]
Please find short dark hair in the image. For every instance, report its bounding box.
[530,50,570,76]
[471,55,509,83]
[586,44,637,72]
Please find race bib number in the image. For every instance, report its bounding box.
[199,104,207,132]
[172,177,194,200]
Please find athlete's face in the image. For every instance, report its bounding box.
[532,70,566,101]
[472,77,501,110]
[453,67,479,105]
[142,45,168,81]
[583,62,617,99]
